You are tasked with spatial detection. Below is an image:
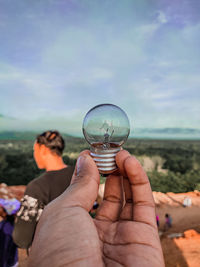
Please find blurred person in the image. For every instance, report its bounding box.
[156,214,160,228]
[12,130,74,249]
[28,150,164,267]
[0,198,20,267]
[164,213,172,231]
[183,196,192,207]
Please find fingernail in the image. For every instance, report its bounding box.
[77,155,86,176]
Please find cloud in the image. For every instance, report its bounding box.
[157,11,168,24]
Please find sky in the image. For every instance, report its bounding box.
[0,0,200,137]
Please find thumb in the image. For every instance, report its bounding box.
[66,151,100,211]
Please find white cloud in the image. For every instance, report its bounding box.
[157,11,168,24]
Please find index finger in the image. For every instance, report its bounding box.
[117,153,157,228]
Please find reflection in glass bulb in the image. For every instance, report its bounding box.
[82,104,130,175]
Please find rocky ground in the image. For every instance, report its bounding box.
[161,229,200,267]
[1,183,200,267]
[155,192,200,267]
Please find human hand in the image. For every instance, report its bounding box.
[28,150,164,267]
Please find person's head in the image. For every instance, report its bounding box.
[165,213,169,218]
[34,130,65,169]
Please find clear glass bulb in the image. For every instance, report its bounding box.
[82,104,130,174]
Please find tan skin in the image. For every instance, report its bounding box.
[33,142,67,171]
[28,150,164,267]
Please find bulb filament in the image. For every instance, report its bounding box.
[100,125,114,149]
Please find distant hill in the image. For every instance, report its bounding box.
[0,131,75,141]
[0,128,200,140]
[0,131,37,140]
[133,128,200,139]
[0,114,15,120]
[135,128,200,134]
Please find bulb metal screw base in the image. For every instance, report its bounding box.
[90,145,122,175]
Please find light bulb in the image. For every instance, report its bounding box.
[82,104,130,175]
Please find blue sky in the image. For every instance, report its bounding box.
[0,0,200,136]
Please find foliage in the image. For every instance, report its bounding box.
[148,170,200,193]
[195,183,200,191]
[0,135,200,193]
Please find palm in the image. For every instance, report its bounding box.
[94,219,162,267]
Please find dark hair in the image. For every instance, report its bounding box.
[6,214,15,224]
[36,130,65,156]
[165,214,169,217]
[1,207,15,224]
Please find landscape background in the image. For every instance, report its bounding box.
[0,131,200,194]
[1,133,200,267]
[1,0,200,191]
